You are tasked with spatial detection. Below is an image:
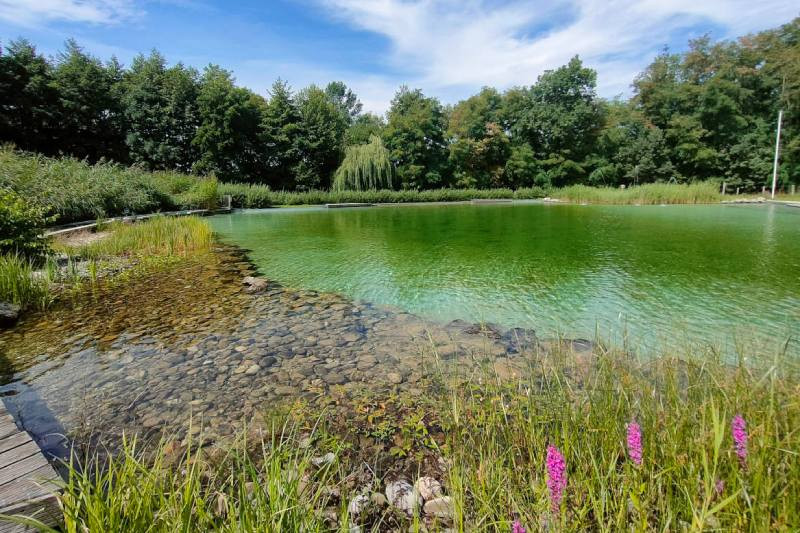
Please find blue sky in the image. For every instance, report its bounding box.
[1,1,797,113]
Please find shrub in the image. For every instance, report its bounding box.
[0,188,51,259]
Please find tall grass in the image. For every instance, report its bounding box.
[551,182,722,204]
[219,183,547,208]
[68,217,213,259]
[5,345,797,531]
[0,147,218,224]
[0,254,53,310]
[445,348,800,531]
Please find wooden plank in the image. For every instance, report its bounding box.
[0,424,18,443]
[0,435,32,457]
[0,401,61,530]
[0,464,60,508]
[0,443,41,473]
[0,455,53,488]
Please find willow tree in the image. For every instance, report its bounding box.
[332,135,393,190]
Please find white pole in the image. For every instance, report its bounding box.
[771,109,783,199]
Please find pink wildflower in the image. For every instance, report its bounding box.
[626,421,643,466]
[546,445,567,512]
[511,519,526,533]
[731,414,748,465]
[714,479,725,496]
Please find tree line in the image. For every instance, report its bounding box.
[1,17,798,190]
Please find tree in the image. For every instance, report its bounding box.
[345,113,385,146]
[51,40,126,162]
[0,39,59,154]
[383,87,449,189]
[121,51,200,171]
[503,143,540,187]
[325,81,362,124]
[333,135,392,190]
[192,65,266,182]
[261,79,302,189]
[293,85,348,189]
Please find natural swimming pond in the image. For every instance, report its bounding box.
[211,203,800,355]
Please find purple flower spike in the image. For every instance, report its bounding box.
[627,421,643,466]
[731,414,748,465]
[511,519,526,533]
[546,445,567,512]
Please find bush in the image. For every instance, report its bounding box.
[0,188,51,259]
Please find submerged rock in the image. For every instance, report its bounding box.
[242,276,269,293]
[0,302,20,328]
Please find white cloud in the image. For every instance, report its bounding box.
[0,0,140,27]
[316,0,799,108]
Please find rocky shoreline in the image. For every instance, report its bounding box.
[0,244,593,460]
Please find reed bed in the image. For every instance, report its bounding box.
[551,182,722,205]
[68,217,213,259]
[218,184,547,208]
[0,148,218,224]
[0,254,53,310]
[5,345,797,531]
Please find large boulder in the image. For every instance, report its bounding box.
[0,302,21,328]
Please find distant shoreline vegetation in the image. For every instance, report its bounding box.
[1,17,798,195]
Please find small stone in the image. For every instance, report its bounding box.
[386,372,404,385]
[414,477,443,501]
[370,492,387,507]
[234,345,247,353]
[312,452,335,467]
[385,479,420,515]
[347,492,370,516]
[242,276,269,293]
[423,496,454,520]
[245,364,260,375]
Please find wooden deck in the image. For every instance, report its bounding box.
[0,402,61,532]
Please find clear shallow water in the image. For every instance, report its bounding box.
[211,203,800,354]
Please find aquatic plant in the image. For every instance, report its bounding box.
[333,135,393,191]
[551,182,722,205]
[731,414,748,465]
[626,421,642,466]
[546,445,567,512]
[0,253,52,310]
[69,216,212,259]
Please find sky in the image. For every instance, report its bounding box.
[0,1,797,113]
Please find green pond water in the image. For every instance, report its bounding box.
[211,203,800,355]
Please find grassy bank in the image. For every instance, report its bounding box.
[0,254,53,310]
[0,148,218,224]
[6,345,798,531]
[2,216,213,314]
[219,183,547,207]
[550,182,722,205]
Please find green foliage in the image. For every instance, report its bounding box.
[552,182,722,204]
[2,19,799,190]
[71,216,212,259]
[333,135,393,191]
[293,85,349,190]
[0,187,51,258]
[218,183,546,207]
[0,253,52,310]
[383,86,449,189]
[344,113,385,146]
[0,147,217,224]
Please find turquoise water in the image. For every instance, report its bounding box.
[211,203,800,354]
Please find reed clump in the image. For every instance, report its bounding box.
[551,182,722,204]
[68,216,213,259]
